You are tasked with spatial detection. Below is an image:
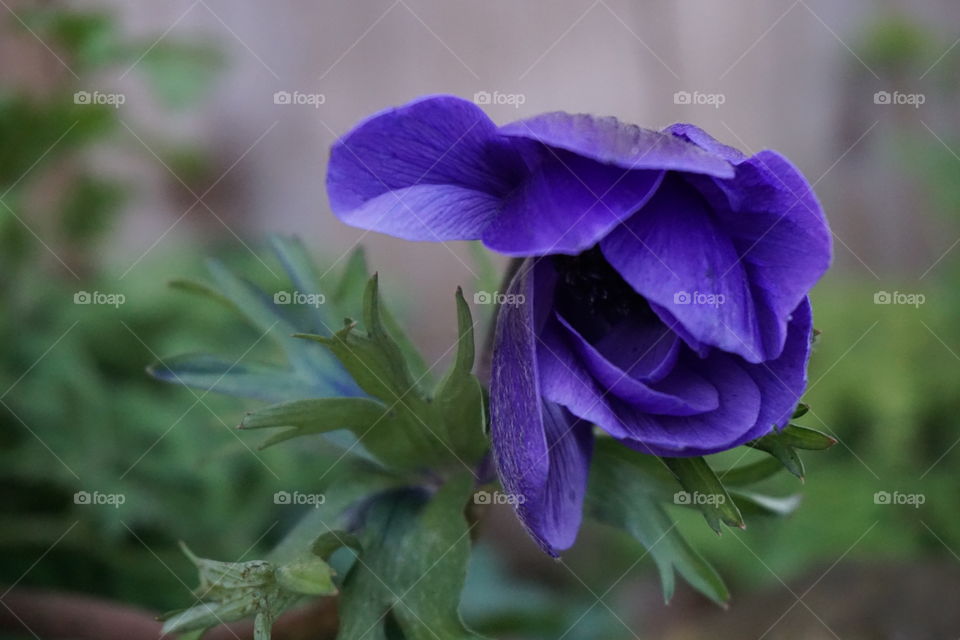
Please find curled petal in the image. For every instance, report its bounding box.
[327,95,523,241]
[500,112,735,178]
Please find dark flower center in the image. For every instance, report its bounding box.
[552,247,657,342]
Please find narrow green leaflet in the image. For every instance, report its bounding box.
[432,288,488,463]
[716,457,785,487]
[779,424,837,450]
[663,456,744,533]
[148,353,319,404]
[730,490,803,518]
[240,397,410,464]
[587,440,729,606]
[336,474,484,640]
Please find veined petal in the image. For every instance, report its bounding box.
[737,297,814,443]
[327,95,523,241]
[619,351,763,457]
[482,150,663,256]
[554,313,718,416]
[491,261,591,554]
[500,112,734,178]
[601,174,764,362]
[714,151,831,357]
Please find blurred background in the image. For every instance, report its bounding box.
[1,0,959,638]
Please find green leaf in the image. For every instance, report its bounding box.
[337,474,484,640]
[147,353,319,404]
[791,403,809,419]
[587,441,729,606]
[433,288,487,463]
[715,457,785,487]
[275,556,337,596]
[333,247,370,312]
[729,490,803,518]
[296,276,452,468]
[779,424,837,450]
[663,456,744,533]
[167,277,233,308]
[240,397,409,462]
[269,235,334,332]
[747,430,806,479]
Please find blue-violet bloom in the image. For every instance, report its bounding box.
[326,95,831,554]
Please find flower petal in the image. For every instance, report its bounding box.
[601,174,764,362]
[500,112,734,178]
[737,297,814,443]
[481,150,663,256]
[619,351,763,456]
[713,151,831,357]
[327,95,523,241]
[523,403,594,554]
[490,261,591,554]
[664,123,747,164]
[554,313,718,416]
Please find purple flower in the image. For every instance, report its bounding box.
[327,95,831,554]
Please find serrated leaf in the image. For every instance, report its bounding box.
[747,430,805,479]
[587,440,729,607]
[296,276,452,468]
[433,288,487,463]
[663,456,744,533]
[337,474,484,640]
[240,397,410,464]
